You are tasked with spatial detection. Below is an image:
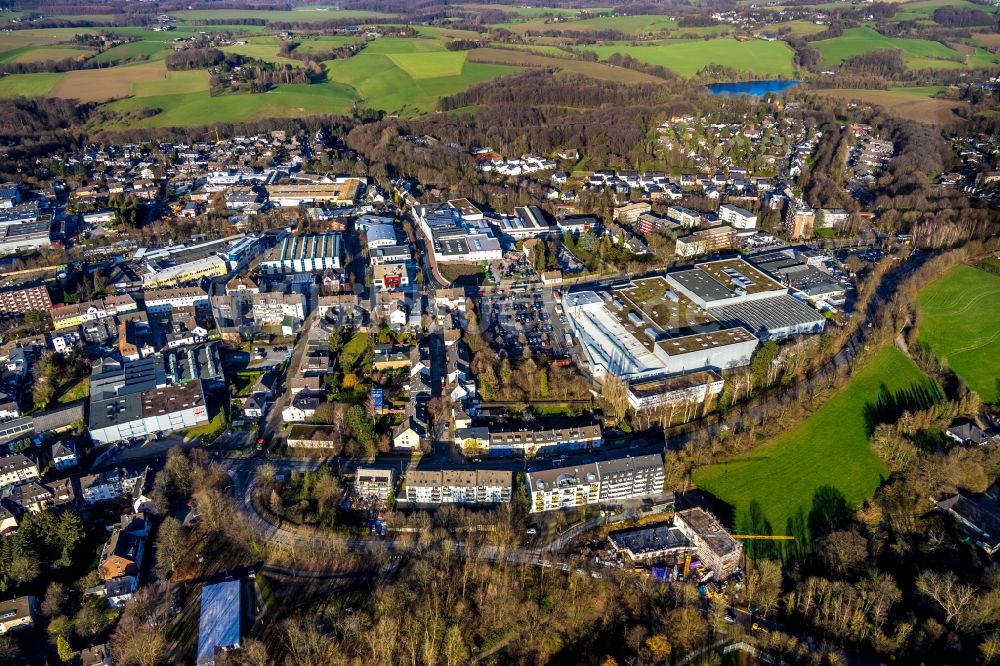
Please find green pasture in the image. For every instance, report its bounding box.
[584,38,796,77]
[917,264,1000,403]
[815,27,965,69]
[693,346,942,543]
[0,72,63,96]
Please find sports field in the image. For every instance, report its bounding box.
[917,264,1000,403]
[814,26,968,69]
[584,38,796,77]
[693,346,942,541]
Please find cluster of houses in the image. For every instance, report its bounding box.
[0,449,155,640]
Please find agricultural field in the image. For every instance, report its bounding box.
[582,38,796,77]
[89,40,172,65]
[496,14,677,35]
[49,61,175,102]
[892,0,997,22]
[814,26,972,69]
[808,86,968,124]
[220,38,304,67]
[323,38,520,114]
[466,47,663,83]
[0,72,64,97]
[2,46,93,63]
[170,7,398,22]
[917,264,1000,403]
[693,346,942,542]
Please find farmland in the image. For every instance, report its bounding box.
[917,264,1000,403]
[466,48,663,83]
[582,38,797,77]
[814,26,975,69]
[496,13,678,35]
[808,86,968,125]
[693,346,942,543]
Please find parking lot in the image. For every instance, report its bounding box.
[482,287,570,359]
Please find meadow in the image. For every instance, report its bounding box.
[583,38,796,77]
[497,14,677,35]
[693,346,942,544]
[814,26,973,69]
[917,264,1000,403]
[466,47,663,83]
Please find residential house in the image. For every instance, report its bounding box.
[0,596,36,634]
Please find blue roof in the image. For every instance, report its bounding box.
[197,580,241,665]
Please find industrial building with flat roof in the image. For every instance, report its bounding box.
[260,233,342,274]
[412,201,502,263]
[88,356,210,444]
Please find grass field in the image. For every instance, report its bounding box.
[498,14,677,35]
[221,38,304,67]
[386,51,468,78]
[467,47,664,83]
[814,26,967,69]
[89,40,171,64]
[808,86,967,124]
[583,38,796,77]
[50,60,170,101]
[6,46,93,63]
[917,264,1000,403]
[0,72,64,96]
[693,346,942,542]
[171,8,397,22]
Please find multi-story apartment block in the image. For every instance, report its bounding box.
[526,453,664,513]
[354,467,395,503]
[402,470,512,504]
[0,284,51,317]
[143,286,209,314]
[484,424,603,457]
[0,454,39,490]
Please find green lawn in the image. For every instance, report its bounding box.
[54,376,90,407]
[815,26,965,69]
[917,264,1000,403]
[583,38,795,77]
[693,346,942,543]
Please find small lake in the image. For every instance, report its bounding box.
[706,80,799,97]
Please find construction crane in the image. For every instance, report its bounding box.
[730,535,796,541]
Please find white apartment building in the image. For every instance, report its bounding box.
[526,454,665,513]
[355,467,395,502]
[143,286,209,314]
[718,204,757,230]
[0,454,39,490]
[402,470,512,504]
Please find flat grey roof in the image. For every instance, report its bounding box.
[712,294,824,337]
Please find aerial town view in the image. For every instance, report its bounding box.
[0,0,997,663]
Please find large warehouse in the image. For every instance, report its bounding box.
[665,258,825,340]
[564,257,826,408]
[259,233,342,274]
[565,276,758,381]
